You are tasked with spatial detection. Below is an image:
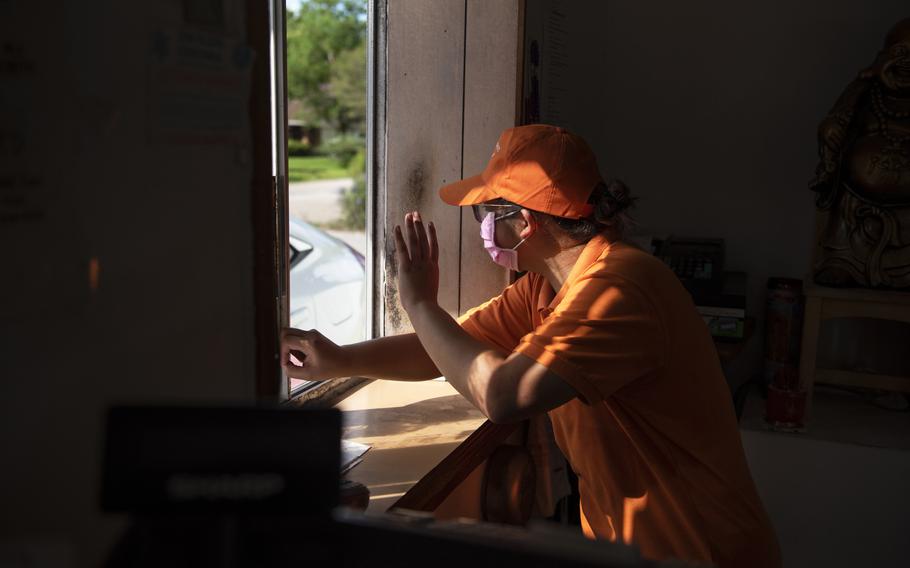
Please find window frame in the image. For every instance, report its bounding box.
[254,0,522,407]
[280,0,382,405]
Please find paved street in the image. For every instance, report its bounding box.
[289,178,354,224]
[289,177,365,255]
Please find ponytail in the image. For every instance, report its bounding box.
[551,179,637,242]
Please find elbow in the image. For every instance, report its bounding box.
[485,403,521,424]
[481,373,522,425]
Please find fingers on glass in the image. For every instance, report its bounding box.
[406,213,420,259]
[428,222,438,262]
[394,224,410,268]
[397,211,438,263]
[414,216,429,259]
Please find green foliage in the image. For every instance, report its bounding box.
[287,139,316,157]
[347,147,365,178]
[286,1,366,228]
[339,148,366,230]
[328,41,367,135]
[288,155,349,183]
[340,177,366,230]
[322,135,364,168]
[286,0,367,134]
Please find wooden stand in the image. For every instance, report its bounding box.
[799,281,910,419]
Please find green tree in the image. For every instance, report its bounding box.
[340,148,366,230]
[328,41,366,136]
[286,0,366,133]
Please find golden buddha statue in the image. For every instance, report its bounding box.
[811,17,910,288]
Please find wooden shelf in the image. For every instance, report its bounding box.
[803,281,910,306]
[800,280,910,422]
[815,368,910,393]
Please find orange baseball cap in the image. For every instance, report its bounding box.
[439,124,603,219]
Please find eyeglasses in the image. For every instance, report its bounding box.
[471,203,521,223]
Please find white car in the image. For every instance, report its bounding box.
[289,217,366,348]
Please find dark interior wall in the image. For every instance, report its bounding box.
[535,0,909,385]
[1,0,257,564]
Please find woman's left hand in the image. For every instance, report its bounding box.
[394,211,439,312]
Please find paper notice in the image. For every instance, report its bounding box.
[146,26,254,145]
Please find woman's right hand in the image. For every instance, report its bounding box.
[280,328,350,381]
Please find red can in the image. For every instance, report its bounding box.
[763,278,804,372]
[766,385,807,431]
[763,278,807,430]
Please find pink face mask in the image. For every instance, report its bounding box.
[480,212,527,271]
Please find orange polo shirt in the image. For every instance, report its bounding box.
[458,235,781,568]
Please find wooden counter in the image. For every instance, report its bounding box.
[336,380,486,512]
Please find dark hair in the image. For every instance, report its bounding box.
[554,179,636,241]
[501,179,637,242]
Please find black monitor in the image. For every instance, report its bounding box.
[101,405,341,515]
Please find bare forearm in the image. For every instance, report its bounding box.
[407,301,507,417]
[343,333,441,381]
